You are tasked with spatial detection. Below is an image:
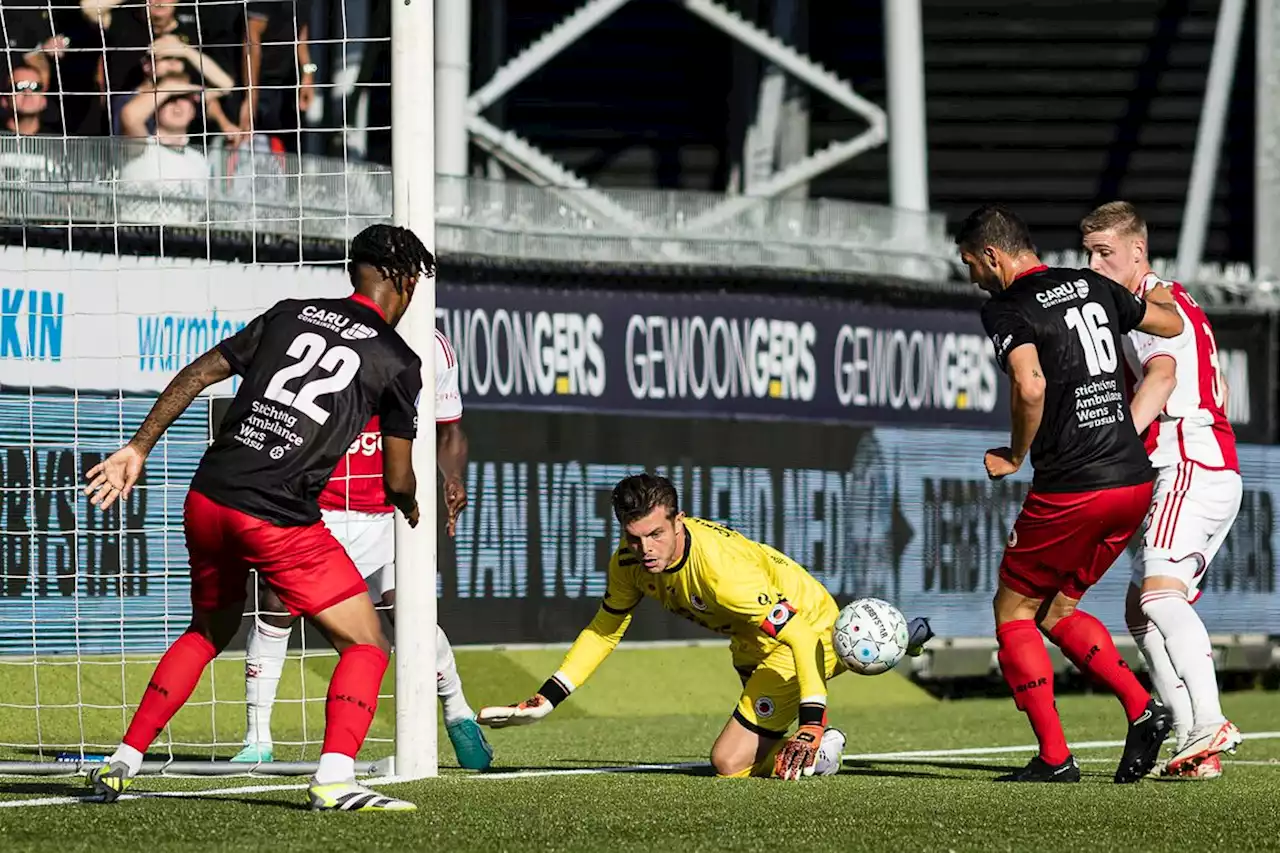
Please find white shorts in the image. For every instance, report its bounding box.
[1132,462,1242,598]
[321,509,395,599]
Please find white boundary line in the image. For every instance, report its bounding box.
[1050,758,1279,767]
[842,730,1280,762]
[0,775,399,810]
[470,762,707,781]
[2,732,1279,808]
[469,731,1280,779]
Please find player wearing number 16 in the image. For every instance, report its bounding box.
[80,224,433,812]
[958,205,1184,785]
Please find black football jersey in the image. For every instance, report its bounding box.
[981,267,1155,493]
[191,294,422,526]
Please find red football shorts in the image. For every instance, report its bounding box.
[184,489,368,617]
[1000,481,1155,600]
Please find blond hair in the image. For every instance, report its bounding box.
[1080,201,1148,240]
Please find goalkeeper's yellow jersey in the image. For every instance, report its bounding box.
[552,517,839,704]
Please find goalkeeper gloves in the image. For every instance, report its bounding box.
[477,674,572,729]
[906,616,935,657]
[477,694,555,728]
[774,723,825,781]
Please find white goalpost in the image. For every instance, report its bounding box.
[0,0,437,779]
[390,0,439,782]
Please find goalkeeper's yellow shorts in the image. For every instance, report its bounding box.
[731,631,844,737]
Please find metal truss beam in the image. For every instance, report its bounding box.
[463,0,888,231]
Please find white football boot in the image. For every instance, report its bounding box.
[1166,720,1241,777]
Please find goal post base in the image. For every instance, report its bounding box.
[0,757,394,778]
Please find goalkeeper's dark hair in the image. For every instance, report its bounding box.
[347,224,436,293]
[611,473,679,525]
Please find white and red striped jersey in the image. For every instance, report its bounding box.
[318,329,463,513]
[1122,272,1238,472]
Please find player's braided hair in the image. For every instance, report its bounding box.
[954,204,1036,257]
[348,224,436,293]
[611,473,680,525]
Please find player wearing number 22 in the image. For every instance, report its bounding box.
[81,224,432,812]
[957,204,1186,784]
[478,472,935,780]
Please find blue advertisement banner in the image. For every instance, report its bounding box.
[0,394,209,655]
[4,400,1274,656]
[434,412,1276,644]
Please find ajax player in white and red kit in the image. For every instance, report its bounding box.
[1082,202,1244,779]
[232,327,494,771]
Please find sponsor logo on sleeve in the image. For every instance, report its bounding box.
[759,601,797,638]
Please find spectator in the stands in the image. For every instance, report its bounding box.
[239,0,315,153]
[84,0,239,110]
[110,34,239,141]
[3,3,66,91]
[4,2,102,134]
[117,71,212,223]
[1,65,54,136]
[84,0,178,100]
[173,0,243,94]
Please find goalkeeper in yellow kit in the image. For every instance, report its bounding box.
[478,473,934,780]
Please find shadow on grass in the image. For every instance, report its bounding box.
[844,758,1121,782]
[190,794,311,811]
[478,762,714,778]
[842,759,1024,778]
[0,780,91,797]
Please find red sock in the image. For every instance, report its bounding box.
[322,644,389,758]
[122,631,217,753]
[997,619,1070,765]
[1049,610,1150,722]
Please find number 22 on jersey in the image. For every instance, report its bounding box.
[263,332,362,425]
[1065,303,1117,376]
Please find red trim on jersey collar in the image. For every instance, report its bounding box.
[348,292,387,321]
[1013,264,1048,281]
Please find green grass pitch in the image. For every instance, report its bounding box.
[1,644,1278,852]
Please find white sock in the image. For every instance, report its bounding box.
[1141,588,1226,729]
[110,743,144,777]
[436,625,474,725]
[244,618,291,748]
[315,752,356,785]
[1130,618,1194,745]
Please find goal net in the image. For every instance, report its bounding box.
[0,0,433,777]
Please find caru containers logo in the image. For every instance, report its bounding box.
[1,287,64,361]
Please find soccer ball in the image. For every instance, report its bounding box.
[832,598,910,676]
